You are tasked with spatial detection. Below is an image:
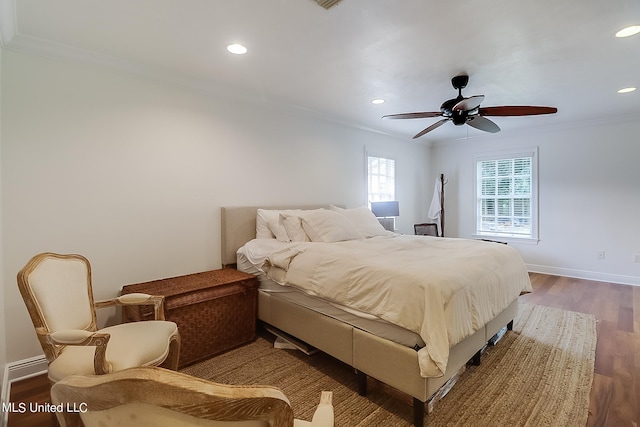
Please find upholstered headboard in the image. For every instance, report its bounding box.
[220,205,338,267]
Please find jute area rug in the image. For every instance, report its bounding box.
[182,304,596,426]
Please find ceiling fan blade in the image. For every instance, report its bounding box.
[467,116,501,133]
[383,111,443,120]
[479,106,558,116]
[413,119,450,139]
[453,95,484,112]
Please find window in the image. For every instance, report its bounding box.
[368,155,395,202]
[474,148,538,243]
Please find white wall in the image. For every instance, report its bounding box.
[1,49,431,363]
[0,45,6,385]
[430,118,640,285]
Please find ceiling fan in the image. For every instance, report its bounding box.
[383,74,557,139]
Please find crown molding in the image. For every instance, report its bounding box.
[0,0,193,88]
[6,31,152,73]
[0,0,17,47]
[1,28,406,143]
[429,110,640,148]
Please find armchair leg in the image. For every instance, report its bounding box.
[48,380,61,427]
[164,334,181,370]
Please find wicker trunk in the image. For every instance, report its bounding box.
[122,269,259,368]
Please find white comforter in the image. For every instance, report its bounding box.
[249,235,531,378]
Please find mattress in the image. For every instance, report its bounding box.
[237,250,426,350]
[238,234,531,377]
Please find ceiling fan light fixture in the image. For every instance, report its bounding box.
[615,25,640,38]
[226,43,247,55]
[383,74,557,139]
[617,87,637,94]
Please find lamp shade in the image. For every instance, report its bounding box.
[370,201,399,217]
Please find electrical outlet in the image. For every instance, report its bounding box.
[597,251,605,260]
[634,254,640,263]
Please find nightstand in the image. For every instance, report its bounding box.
[121,268,259,367]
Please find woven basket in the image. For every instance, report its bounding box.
[122,269,259,367]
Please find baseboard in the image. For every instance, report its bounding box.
[527,264,640,287]
[1,355,48,427]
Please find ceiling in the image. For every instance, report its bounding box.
[1,0,639,143]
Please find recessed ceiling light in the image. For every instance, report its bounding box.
[615,25,640,38]
[371,99,385,104]
[227,44,247,55]
[617,87,637,94]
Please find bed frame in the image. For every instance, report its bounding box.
[221,205,517,427]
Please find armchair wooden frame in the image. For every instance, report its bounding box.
[17,253,180,380]
[51,367,334,427]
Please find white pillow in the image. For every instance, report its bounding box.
[256,209,290,241]
[279,213,311,242]
[330,205,389,237]
[257,209,324,242]
[301,210,362,243]
[256,210,275,239]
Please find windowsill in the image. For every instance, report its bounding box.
[472,234,539,245]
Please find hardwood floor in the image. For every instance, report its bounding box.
[6,273,640,427]
[521,273,640,427]
[6,373,54,427]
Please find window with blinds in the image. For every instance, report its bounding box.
[368,156,395,202]
[474,148,538,242]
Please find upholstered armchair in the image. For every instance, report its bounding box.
[17,252,181,383]
[51,367,334,427]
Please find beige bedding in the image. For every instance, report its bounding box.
[262,235,531,377]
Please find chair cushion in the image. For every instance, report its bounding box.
[48,321,178,383]
[28,257,95,331]
[79,403,267,426]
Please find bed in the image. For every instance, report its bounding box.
[221,205,531,427]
